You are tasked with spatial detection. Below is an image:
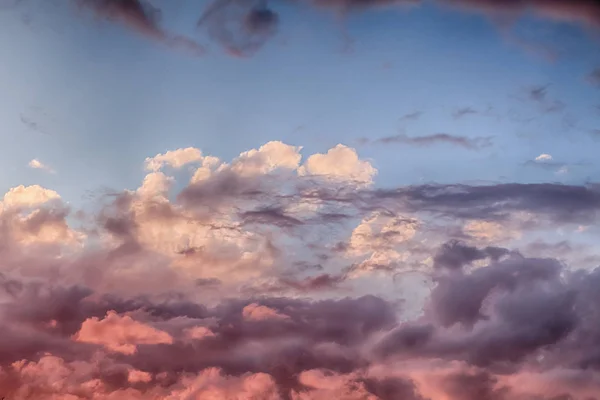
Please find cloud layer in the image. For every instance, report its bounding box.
[1,141,600,398]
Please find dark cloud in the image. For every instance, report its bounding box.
[177,169,268,208]
[440,370,509,400]
[433,240,510,271]
[366,183,600,224]
[240,206,303,228]
[197,0,280,57]
[370,255,588,378]
[361,376,427,400]
[279,273,345,291]
[365,132,493,149]
[3,249,600,397]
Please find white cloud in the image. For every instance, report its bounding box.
[145,147,204,172]
[2,185,61,209]
[28,159,54,173]
[232,141,302,176]
[535,153,553,162]
[298,144,377,184]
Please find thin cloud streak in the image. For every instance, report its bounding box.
[362,133,493,150]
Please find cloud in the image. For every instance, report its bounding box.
[298,144,377,185]
[2,184,61,209]
[365,133,492,150]
[432,240,510,271]
[74,0,205,55]
[441,0,600,27]
[1,142,600,398]
[367,183,600,225]
[524,85,566,113]
[11,0,598,57]
[242,303,291,321]
[196,0,600,56]
[523,153,584,176]
[198,0,280,57]
[144,147,204,172]
[400,111,423,121]
[73,310,174,354]
[28,159,54,173]
[453,107,478,119]
[535,153,553,162]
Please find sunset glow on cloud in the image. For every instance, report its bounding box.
[1,0,600,399]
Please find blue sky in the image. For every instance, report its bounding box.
[1,0,598,206]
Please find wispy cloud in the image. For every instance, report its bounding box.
[362,132,493,150]
[525,85,566,113]
[9,0,600,57]
[399,111,423,121]
[452,107,478,119]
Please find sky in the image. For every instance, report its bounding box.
[0,0,600,399]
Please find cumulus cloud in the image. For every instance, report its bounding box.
[144,147,204,172]
[298,144,377,185]
[2,184,61,209]
[1,142,600,398]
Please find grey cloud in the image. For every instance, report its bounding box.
[366,183,600,224]
[240,207,303,228]
[440,370,509,400]
[197,0,280,57]
[433,240,510,271]
[366,132,493,150]
[3,250,600,398]
[429,256,563,328]
[400,111,423,121]
[453,107,478,119]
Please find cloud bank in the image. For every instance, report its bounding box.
[1,141,600,398]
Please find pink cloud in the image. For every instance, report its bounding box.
[73,311,173,354]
